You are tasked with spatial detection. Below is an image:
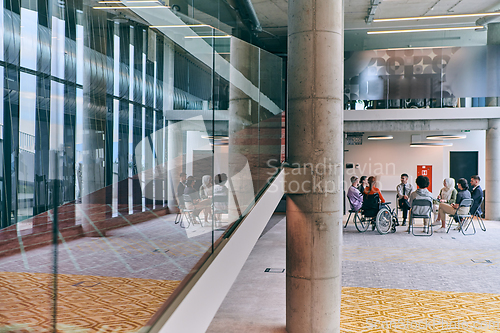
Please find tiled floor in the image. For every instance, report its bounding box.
[207,216,500,332]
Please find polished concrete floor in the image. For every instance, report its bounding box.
[207,216,500,332]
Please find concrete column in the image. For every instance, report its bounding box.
[167,121,183,211]
[485,118,500,221]
[228,38,259,221]
[286,0,343,332]
[486,23,500,107]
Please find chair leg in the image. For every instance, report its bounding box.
[446,215,455,233]
[476,214,486,231]
[344,212,352,228]
[461,216,476,236]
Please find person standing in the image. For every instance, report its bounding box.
[396,173,413,226]
[470,175,483,217]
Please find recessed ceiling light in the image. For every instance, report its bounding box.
[367,26,483,34]
[410,142,453,147]
[368,135,393,140]
[426,134,466,140]
[373,12,500,23]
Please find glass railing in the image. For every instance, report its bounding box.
[0,2,284,332]
[344,45,500,110]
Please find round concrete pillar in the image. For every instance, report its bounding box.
[228,38,260,221]
[486,23,500,106]
[485,118,500,221]
[286,0,344,332]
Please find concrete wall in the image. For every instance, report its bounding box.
[343,130,486,212]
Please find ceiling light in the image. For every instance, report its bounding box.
[426,134,466,140]
[150,24,210,28]
[367,135,393,140]
[373,12,500,23]
[410,142,453,147]
[367,26,483,34]
[94,5,169,9]
[184,35,231,39]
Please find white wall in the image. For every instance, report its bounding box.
[344,130,485,212]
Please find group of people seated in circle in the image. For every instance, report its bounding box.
[177,172,229,224]
[347,173,483,232]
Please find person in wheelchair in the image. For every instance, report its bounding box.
[363,176,385,203]
[361,176,390,232]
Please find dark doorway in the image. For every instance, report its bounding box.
[449,151,478,189]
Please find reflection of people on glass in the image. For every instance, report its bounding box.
[184,176,210,223]
[177,172,187,207]
[213,173,229,222]
[199,175,213,223]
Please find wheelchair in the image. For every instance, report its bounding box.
[358,193,397,234]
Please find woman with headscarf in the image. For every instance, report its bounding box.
[198,175,212,223]
[434,178,457,227]
[199,175,212,200]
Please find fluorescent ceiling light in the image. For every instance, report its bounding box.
[410,142,453,147]
[367,26,483,34]
[374,12,500,22]
[202,135,229,140]
[185,35,231,39]
[94,5,169,9]
[367,135,393,140]
[426,134,466,140]
[150,24,210,28]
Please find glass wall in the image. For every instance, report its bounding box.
[0,0,284,331]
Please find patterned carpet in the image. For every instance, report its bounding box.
[0,271,180,332]
[341,287,500,332]
[3,271,500,332]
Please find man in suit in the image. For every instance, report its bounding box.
[469,175,483,217]
[177,172,187,206]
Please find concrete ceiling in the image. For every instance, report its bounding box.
[249,0,500,53]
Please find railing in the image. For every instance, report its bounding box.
[0,4,285,332]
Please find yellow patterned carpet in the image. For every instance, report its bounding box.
[2,271,500,332]
[0,272,180,333]
[341,287,500,332]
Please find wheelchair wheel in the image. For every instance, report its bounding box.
[375,208,392,234]
[355,215,370,232]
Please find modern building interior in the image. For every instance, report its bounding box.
[1,0,500,332]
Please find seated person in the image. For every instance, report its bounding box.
[213,173,229,221]
[396,173,413,226]
[362,176,385,219]
[363,176,385,203]
[408,175,434,231]
[184,176,211,220]
[198,175,213,223]
[433,178,457,225]
[357,175,368,194]
[347,176,363,212]
[469,175,483,217]
[437,178,471,230]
